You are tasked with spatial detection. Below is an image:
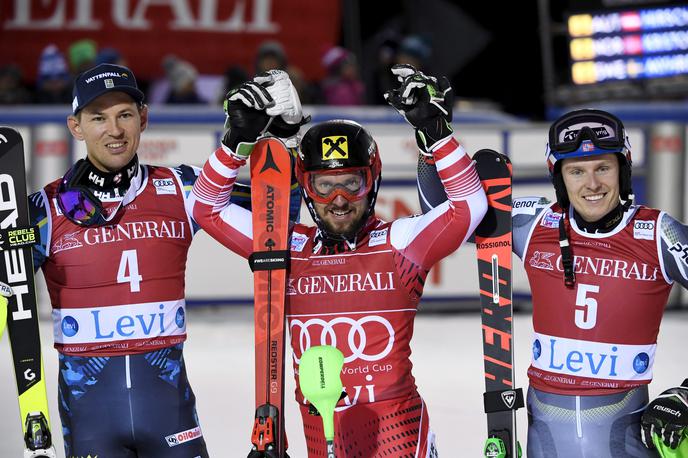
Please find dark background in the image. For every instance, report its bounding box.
[356,0,545,119]
[355,0,687,120]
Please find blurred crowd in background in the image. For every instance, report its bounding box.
[0,34,434,109]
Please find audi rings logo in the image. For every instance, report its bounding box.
[634,221,655,230]
[290,316,395,364]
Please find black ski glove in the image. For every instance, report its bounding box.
[222,80,274,159]
[641,379,688,450]
[384,64,454,154]
[222,70,310,157]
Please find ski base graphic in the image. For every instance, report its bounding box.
[474,149,523,458]
[0,127,56,457]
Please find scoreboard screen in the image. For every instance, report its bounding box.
[540,0,688,107]
[567,5,688,85]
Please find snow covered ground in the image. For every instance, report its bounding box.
[1,306,686,457]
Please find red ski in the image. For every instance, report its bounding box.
[474,149,523,458]
[247,138,292,458]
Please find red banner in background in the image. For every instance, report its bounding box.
[1,0,341,83]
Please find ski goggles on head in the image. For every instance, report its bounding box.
[57,160,139,226]
[548,110,628,157]
[304,167,373,204]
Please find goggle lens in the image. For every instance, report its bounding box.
[307,169,371,203]
[57,188,100,225]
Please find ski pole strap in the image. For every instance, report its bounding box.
[0,225,40,251]
[249,250,290,272]
[483,388,524,413]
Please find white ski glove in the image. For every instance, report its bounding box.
[259,69,310,148]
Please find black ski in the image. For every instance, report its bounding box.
[0,127,56,458]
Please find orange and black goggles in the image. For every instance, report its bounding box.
[302,167,373,204]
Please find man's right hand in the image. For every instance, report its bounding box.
[222,79,275,159]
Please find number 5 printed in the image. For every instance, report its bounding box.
[574,283,599,329]
[118,249,143,292]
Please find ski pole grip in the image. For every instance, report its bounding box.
[249,250,290,271]
[298,345,344,441]
[483,388,524,413]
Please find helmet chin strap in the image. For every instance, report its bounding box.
[558,196,632,288]
[620,192,635,212]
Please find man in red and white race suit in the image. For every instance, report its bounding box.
[188,68,487,456]
[418,109,688,457]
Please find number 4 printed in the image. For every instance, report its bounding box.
[118,249,142,292]
[575,283,599,330]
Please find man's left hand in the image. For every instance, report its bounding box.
[641,379,688,450]
[384,64,453,154]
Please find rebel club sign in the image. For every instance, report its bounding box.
[1,0,340,82]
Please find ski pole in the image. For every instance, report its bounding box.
[299,345,344,458]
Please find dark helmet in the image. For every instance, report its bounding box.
[545,109,633,209]
[296,120,382,241]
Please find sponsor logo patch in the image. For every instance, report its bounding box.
[321,135,348,160]
[582,140,595,152]
[290,232,308,252]
[165,426,203,447]
[541,211,562,228]
[368,228,388,247]
[512,198,538,215]
[633,220,655,240]
[529,251,555,271]
[501,390,517,408]
[0,226,38,250]
[52,231,83,254]
[0,282,12,297]
[153,178,177,195]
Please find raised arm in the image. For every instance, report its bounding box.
[384,65,487,269]
[186,70,308,258]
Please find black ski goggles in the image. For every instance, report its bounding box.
[57,160,138,226]
[548,109,628,156]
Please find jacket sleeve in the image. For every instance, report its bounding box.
[659,212,688,288]
[185,148,254,259]
[390,137,487,270]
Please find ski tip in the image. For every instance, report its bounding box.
[473,149,511,165]
[0,127,23,152]
[255,136,289,151]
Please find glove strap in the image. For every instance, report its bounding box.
[416,119,453,153]
[221,140,252,162]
